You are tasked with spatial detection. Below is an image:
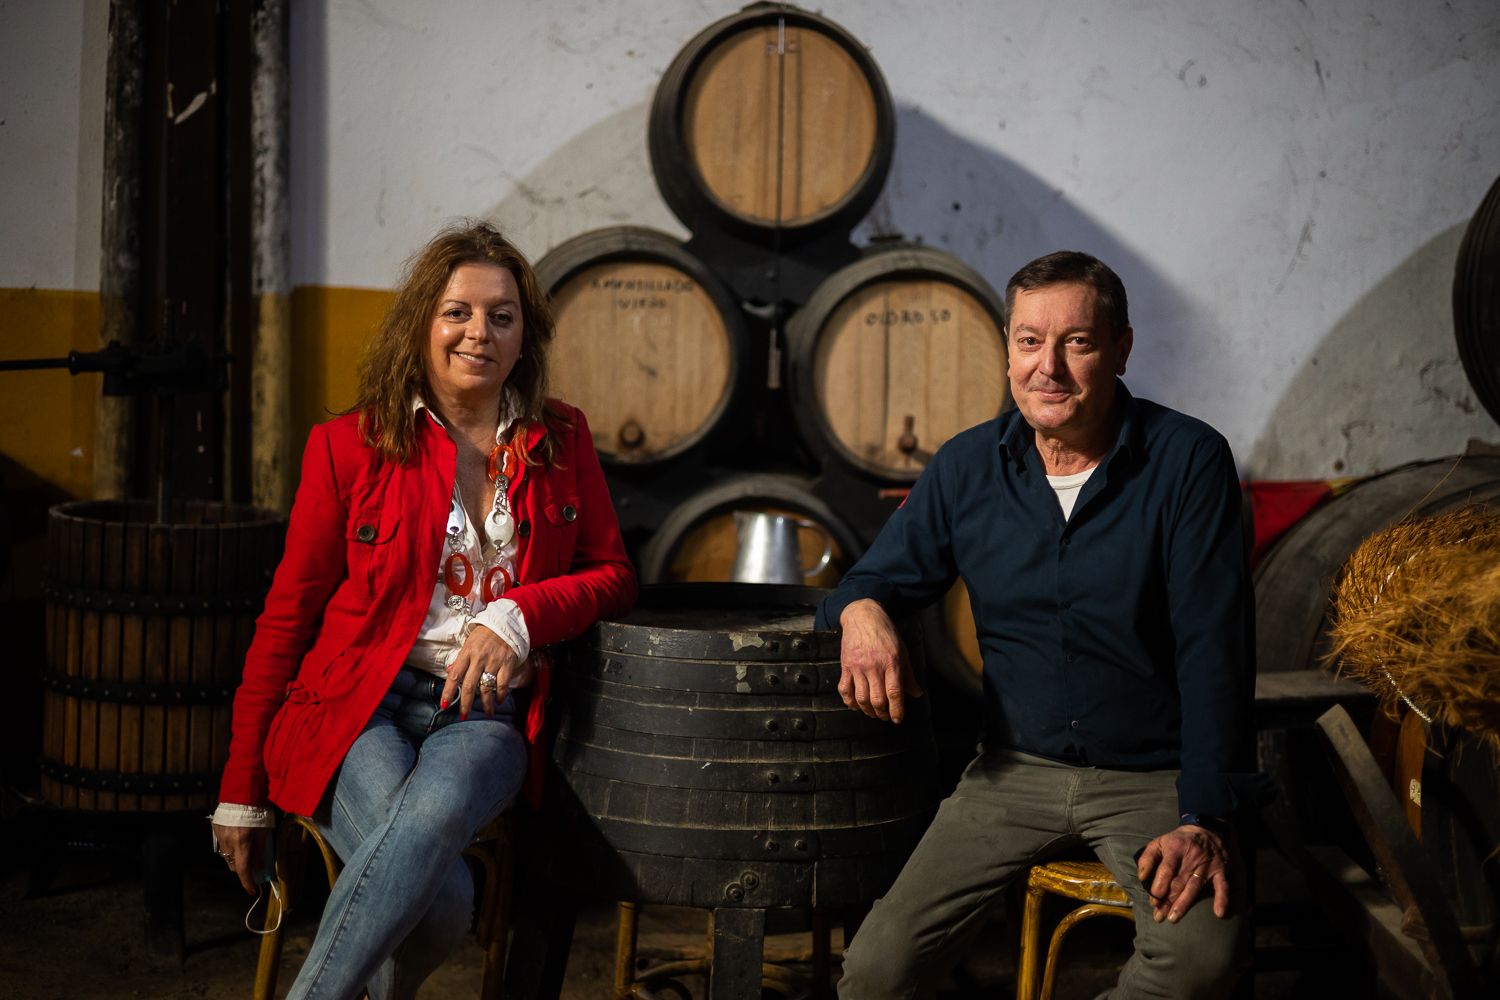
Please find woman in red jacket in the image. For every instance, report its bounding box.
[210,221,636,999]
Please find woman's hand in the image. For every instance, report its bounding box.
[443,625,534,719]
[212,823,268,896]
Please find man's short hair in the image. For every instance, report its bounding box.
[1005,250,1130,340]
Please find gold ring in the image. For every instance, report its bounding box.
[1188,871,1203,880]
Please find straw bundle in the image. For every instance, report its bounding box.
[1324,504,1500,752]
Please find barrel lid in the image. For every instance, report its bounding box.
[587,583,840,660]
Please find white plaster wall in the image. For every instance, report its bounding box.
[0,0,106,291]
[5,1,1496,477]
[289,0,1500,478]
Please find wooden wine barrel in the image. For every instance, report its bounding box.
[41,500,283,812]
[1254,454,1500,676]
[649,3,894,242]
[1454,171,1500,425]
[786,245,1010,482]
[537,227,748,466]
[546,583,939,909]
[637,473,861,588]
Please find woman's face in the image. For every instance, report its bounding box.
[425,262,525,405]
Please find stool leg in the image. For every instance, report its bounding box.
[480,830,515,1000]
[708,907,765,1000]
[1038,904,1135,1000]
[614,901,640,997]
[1016,884,1044,1000]
[811,907,832,1000]
[253,819,308,1000]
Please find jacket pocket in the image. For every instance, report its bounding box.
[263,683,322,784]
[345,506,400,601]
[539,492,581,576]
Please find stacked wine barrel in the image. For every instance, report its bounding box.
[538,5,1009,647]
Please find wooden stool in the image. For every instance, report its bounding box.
[251,812,514,1000]
[1016,859,1134,1000]
[611,901,838,999]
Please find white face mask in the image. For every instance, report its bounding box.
[244,879,284,935]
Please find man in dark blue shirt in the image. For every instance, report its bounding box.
[822,251,1252,998]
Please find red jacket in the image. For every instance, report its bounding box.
[218,401,637,816]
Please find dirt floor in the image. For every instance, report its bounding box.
[0,788,1349,1000]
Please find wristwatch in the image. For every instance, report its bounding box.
[1178,812,1232,833]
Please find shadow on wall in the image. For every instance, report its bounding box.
[1248,224,1498,480]
[485,102,1213,404]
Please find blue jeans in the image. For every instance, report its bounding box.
[286,667,527,1000]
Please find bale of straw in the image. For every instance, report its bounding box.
[1324,504,1500,752]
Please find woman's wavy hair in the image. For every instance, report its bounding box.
[352,220,563,466]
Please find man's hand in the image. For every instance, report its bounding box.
[836,599,924,723]
[442,625,533,720]
[1135,823,1232,923]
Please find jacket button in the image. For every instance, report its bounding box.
[562,504,577,523]
[518,519,531,538]
[356,524,375,542]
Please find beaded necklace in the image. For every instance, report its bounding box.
[440,440,519,622]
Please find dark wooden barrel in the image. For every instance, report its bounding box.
[786,245,1009,483]
[1254,454,1500,676]
[545,583,939,909]
[636,474,861,588]
[536,227,748,466]
[41,500,283,812]
[1454,171,1500,425]
[648,3,894,243]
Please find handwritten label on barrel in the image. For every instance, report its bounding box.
[591,275,698,312]
[864,307,954,327]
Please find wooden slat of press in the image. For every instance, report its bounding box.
[76,516,103,811]
[141,522,171,812]
[190,520,218,811]
[42,513,65,808]
[60,512,82,809]
[118,518,147,812]
[164,523,195,812]
[96,519,125,811]
[211,519,238,773]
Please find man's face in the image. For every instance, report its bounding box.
[1006,282,1132,440]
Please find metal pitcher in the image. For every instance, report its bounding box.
[730,511,833,584]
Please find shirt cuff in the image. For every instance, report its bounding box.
[210,802,275,828]
[470,598,531,669]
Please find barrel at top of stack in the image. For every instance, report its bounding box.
[648,2,895,244]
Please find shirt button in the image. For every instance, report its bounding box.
[562,504,578,523]
[518,519,531,538]
[356,524,375,542]
[1070,720,1080,729]
[1060,600,1072,610]
[1065,654,1076,663]
[1060,537,1070,547]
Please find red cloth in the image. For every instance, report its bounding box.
[1245,479,1338,568]
[217,401,636,815]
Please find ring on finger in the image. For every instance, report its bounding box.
[1188,871,1203,880]
[479,671,498,692]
